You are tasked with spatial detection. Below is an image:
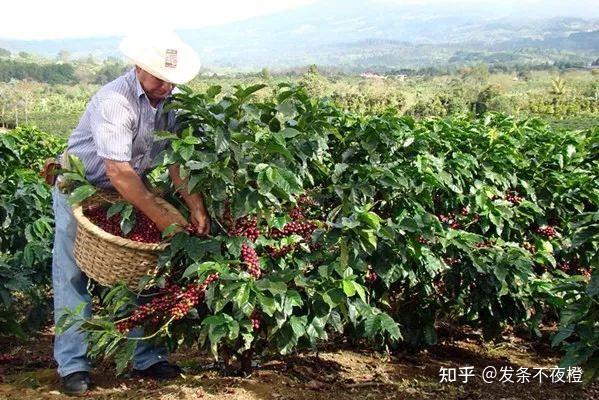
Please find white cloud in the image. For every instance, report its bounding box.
[0,0,317,40]
[291,25,318,35]
[2,0,596,40]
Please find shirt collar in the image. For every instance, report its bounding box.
[127,68,146,99]
[128,68,175,110]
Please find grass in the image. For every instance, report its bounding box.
[546,115,599,131]
[2,69,596,137]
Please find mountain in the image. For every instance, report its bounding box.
[1,0,598,72]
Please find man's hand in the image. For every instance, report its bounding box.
[104,159,188,236]
[155,208,189,233]
[168,164,211,236]
[190,208,211,236]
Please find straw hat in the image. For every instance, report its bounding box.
[119,31,201,85]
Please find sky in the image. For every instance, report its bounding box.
[0,0,318,40]
[1,0,597,41]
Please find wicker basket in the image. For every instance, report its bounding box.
[72,194,176,288]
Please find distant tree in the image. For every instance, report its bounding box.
[0,48,10,58]
[408,96,447,118]
[463,63,490,85]
[260,67,271,81]
[105,56,123,64]
[18,51,29,59]
[550,77,567,96]
[477,84,503,104]
[300,64,330,97]
[94,61,128,84]
[592,58,599,67]
[517,69,532,82]
[0,60,77,84]
[57,50,70,63]
[84,54,96,64]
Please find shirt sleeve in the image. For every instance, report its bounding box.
[90,96,135,162]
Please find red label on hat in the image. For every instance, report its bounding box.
[165,49,178,68]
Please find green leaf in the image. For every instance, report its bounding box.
[184,237,208,260]
[323,288,345,308]
[183,261,221,278]
[256,280,287,295]
[353,282,367,302]
[289,315,307,338]
[187,174,201,194]
[115,340,137,375]
[207,85,222,99]
[257,295,276,317]
[587,271,599,297]
[68,185,97,205]
[363,314,378,338]
[572,225,599,248]
[234,283,250,309]
[241,84,267,99]
[215,128,229,153]
[285,290,303,308]
[280,127,300,138]
[106,202,125,218]
[68,154,86,177]
[358,211,381,230]
[154,130,179,140]
[264,140,293,161]
[273,167,302,195]
[343,279,356,297]
[379,313,401,340]
[552,325,575,347]
[180,144,194,161]
[61,172,87,182]
[276,325,297,354]
[120,215,135,235]
[162,223,180,238]
[358,229,378,252]
[226,317,240,341]
[267,215,289,230]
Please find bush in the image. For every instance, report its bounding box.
[52,83,599,382]
[0,60,77,84]
[0,126,66,335]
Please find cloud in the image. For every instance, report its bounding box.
[0,0,318,40]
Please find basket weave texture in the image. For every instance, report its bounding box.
[72,192,175,288]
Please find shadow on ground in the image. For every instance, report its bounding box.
[0,328,597,400]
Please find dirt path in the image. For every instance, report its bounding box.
[0,329,597,399]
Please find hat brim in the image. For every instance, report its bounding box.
[119,36,201,85]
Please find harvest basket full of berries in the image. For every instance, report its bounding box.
[71,191,175,289]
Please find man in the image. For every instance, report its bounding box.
[52,32,209,395]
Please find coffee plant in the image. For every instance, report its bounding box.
[54,82,597,381]
[0,126,65,335]
[61,83,400,375]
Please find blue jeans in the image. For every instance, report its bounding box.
[52,186,167,377]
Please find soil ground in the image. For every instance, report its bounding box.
[0,327,597,400]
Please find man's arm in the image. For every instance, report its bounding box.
[105,160,187,232]
[168,164,210,235]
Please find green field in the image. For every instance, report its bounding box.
[1,67,597,136]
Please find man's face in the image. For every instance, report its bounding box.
[135,66,174,104]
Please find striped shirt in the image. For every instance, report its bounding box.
[66,68,176,188]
